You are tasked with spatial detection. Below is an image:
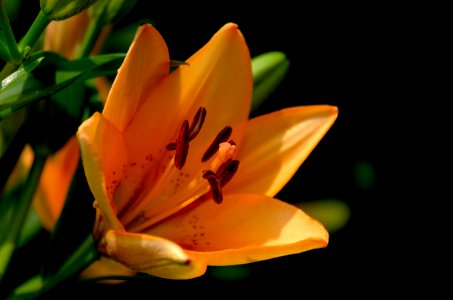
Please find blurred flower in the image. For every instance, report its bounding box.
[14,10,111,230]
[77,23,338,280]
[43,10,112,98]
[43,10,90,59]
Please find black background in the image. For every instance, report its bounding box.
[7,1,422,298]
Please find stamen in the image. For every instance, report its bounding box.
[188,107,207,140]
[175,120,189,169]
[216,159,240,187]
[166,107,206,151]
[202,170,223,204]
[202,126,232,162]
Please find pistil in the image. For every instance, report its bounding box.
[201,126,232,162]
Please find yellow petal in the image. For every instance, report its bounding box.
[103,24,170,131]
[77,112,125,230]
[120,23,252,222]
[225,105,338,197]
[149,194,328,266]
[104,230,207,279]
[33,136,79,230]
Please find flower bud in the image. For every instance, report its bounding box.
[40,0,99,21]
[251,51,290,111]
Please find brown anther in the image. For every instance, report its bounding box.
[228,140,236,146]
[175,120,189,169]
[216,159,240,187]
[188,107,207,141]
[202,170,223,204]
[166,107,206,151]
[201,126,233,162]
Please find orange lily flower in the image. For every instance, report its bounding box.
[77,22,338,280]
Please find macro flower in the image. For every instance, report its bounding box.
[77,22,338,279]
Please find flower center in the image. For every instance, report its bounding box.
[120,107,241,232]
[165,106,239,204]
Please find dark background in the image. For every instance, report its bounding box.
[8,1,420,298]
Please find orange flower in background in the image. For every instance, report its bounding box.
[27,11,112,230]
[43,10,90,59]
[77,22,338,280]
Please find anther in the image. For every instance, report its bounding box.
[174,120,189,169]
[202,126,232,162]
[188,107,207,140]
[202,170,223,204]
[166,107,207,151]
[216,159,240,187]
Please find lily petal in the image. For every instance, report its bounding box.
[80,256,135,283]
[149,194,328,266]
[103,24,170,131]
[33,136,80,230]
[120,23,252,222]
[125,23,251,157]
[225,105,338,197]
[77,112,126,230]
[104,230,207,279]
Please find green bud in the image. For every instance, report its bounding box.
[40,0,99,20]
[251,51,290,111]
[89,0,137,25]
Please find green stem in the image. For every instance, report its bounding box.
[18,10,50,55]
[0,1,21,62]
[76,17,104,58]
[0,154,46,284]
[0,10,50,81]
[9,235,98,299]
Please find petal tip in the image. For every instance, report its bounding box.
[219,22,242,37]
[329,105,339,119]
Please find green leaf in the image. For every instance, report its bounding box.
[9,275,44,299]
[209,265,251,281]
[0,52,125,120]
[0,36,12,61]
[18,208,42,248]
[353,160,375,190]
[297,199,350,233]
[0,56,47,106]
[251,51,290,111]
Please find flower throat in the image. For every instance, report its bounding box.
[166,106,239,204]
